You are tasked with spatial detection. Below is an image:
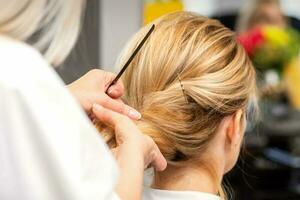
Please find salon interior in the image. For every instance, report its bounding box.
[57,0,300,199]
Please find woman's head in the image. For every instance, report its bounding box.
[111,12,258,175]
[237,0,287,32]
[0,0,86,66]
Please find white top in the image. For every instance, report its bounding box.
[142,187,221,200]
[0,36,119,200]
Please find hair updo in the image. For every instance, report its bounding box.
[97,11,257,166]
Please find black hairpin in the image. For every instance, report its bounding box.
[177,74,188,103]
[106,24,155,93]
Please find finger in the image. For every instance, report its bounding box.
[115,98,124,104]
[92,104,128,129]
[88,112,97,123]
[93,104,167,171]
[107,80,125,99]
[151,146,168,171]
[99,95,141,120]
[104,71,125,98]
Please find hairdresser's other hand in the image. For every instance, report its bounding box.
[67,69,141,120]
[92,103,167,200]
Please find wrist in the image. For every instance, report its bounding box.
[116,144,145,200]
[117,143,145,169]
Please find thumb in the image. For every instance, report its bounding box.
[151,145,168,171]
[106,80,124,99]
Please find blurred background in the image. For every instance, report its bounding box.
[57,1,300,199]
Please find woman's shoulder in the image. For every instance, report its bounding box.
[142,187,221,200]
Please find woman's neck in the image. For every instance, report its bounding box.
[151,164,222,195]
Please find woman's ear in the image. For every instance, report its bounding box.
[225,109,244,148]
[219,109,245,173]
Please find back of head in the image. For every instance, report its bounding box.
[104,12,257,166]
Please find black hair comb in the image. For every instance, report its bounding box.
[106,24,155,93]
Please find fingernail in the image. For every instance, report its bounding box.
[128,108,142,120]
[107,88,117,96]
[92,104,103,112]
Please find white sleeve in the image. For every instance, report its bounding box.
[0,38,120,200]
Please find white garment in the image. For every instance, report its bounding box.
[0,36,120,200]
[142,187,220,200]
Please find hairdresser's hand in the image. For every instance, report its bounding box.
[67,69,141,120]
[92,103,167,200]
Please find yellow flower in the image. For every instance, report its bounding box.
[263,26,290,46]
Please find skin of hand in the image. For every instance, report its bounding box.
[67,69,141,120]
[92,103,167,200]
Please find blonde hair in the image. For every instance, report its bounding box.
[0,0,86,66]
[97,11,257,197]
[236,0,285,32]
